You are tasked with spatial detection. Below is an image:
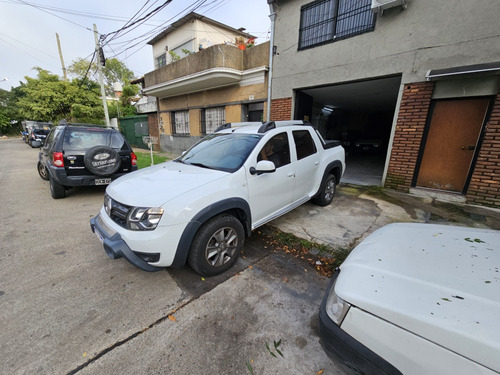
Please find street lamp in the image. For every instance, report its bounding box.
[0,77,8,82]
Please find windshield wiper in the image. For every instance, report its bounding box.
[189,162,212,169]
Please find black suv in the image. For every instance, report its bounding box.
[37,123,138,199]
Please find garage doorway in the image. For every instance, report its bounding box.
[295,76,401,185]
[415,98,490,193]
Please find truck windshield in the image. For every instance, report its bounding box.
[176,133,262,172]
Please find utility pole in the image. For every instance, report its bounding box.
[55,33,67,81]
[93,24,111,128]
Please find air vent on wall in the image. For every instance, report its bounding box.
[371,0,408,14]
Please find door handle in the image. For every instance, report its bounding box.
[287,172,295,178]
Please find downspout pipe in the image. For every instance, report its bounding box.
[266,1,276,122]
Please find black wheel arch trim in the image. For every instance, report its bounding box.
[314,160,343,198]
[171,198,252,269]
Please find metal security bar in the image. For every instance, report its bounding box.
[299,0,374,50]
[172,111,190,135]
[202,107,225,134]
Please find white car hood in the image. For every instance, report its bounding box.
[337,223,500,372]
[106,161,228,207]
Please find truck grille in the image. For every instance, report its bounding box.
[108,197,131,228]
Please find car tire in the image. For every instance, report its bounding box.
[84,146,121,177]
[312,173,336,206]
[50,176,66,199]
[37,161,49,180]
[188,214,245,276]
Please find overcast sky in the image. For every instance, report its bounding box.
[0,0,272,90]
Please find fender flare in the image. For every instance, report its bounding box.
[171,198,252,268]
[314,160,343,198]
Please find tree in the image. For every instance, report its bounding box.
[0,85,25,134]
[68,57,137,96]
[17,67,103,123]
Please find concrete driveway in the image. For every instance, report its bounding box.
[0,138,345,375]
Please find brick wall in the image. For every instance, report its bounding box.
[270,97,292,121]
[466,92,500,207]
[385,82,434,191]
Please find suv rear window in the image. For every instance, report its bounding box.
[63,129,126,150]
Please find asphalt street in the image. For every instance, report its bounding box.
[0,137,345,375]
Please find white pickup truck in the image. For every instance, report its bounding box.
[90,121,345,276]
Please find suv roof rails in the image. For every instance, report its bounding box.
[214,120,315,134]
[214,122,262,133]
[58,120,107,128]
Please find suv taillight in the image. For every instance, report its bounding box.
[52,152,64,167]
[131,152,137,166]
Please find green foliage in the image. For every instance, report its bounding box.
[181,49,193,55]
[68,57,138,96]
[168,51,181,62]
[17,67,102,123]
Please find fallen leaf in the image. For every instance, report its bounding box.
[316,370,324,375]
[201,277,205,281]
[83,352,87,357]
[168,315,177,322]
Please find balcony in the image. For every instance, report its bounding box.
[143,42,269,99]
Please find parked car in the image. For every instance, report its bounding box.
[38,123,138,199]
[319,223,500,375]
[90,120,345,276]
[28,128,51,147]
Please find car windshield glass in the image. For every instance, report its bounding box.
[177,133,262,172]
[63,129,125,150]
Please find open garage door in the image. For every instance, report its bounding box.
[295,76,401,185]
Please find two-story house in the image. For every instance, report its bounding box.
[141,12,269,154]
[268,0,500,207]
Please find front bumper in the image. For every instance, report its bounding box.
[90,214,161,272]
[318,274,402,375]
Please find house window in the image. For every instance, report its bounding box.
[299,0,375,50]
[156,53,166,69]
[202,107,225,134]
[171,111,190,135]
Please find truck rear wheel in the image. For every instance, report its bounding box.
[188,214,245,276]
[312,173,336,206]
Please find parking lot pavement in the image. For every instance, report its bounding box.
[0,138,345,375]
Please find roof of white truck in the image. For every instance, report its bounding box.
[215,120,313,134]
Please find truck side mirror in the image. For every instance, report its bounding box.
[249,160,276,175]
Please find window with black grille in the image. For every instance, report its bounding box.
[299,0,375,50]
[171,110,190,135]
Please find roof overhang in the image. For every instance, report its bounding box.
[143,66,268,98]
[426,61,500,81]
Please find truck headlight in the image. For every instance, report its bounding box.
[325,271,351,325]
[127,207,164,231]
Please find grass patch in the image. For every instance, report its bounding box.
[257,226,351,277]
[135,152,168,169]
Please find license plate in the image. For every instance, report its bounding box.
[95,178,112,185]
[94,228,104,244]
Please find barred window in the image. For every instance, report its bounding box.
[171,111,190,135]
[299,0,375,50]
[202,107,225,134]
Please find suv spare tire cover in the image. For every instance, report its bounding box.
[84,146,122,176]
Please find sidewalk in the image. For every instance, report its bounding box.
[270,183,500,251]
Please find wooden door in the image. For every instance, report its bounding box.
[416,98,489,192]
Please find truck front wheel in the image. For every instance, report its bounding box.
[188,214,245,276]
